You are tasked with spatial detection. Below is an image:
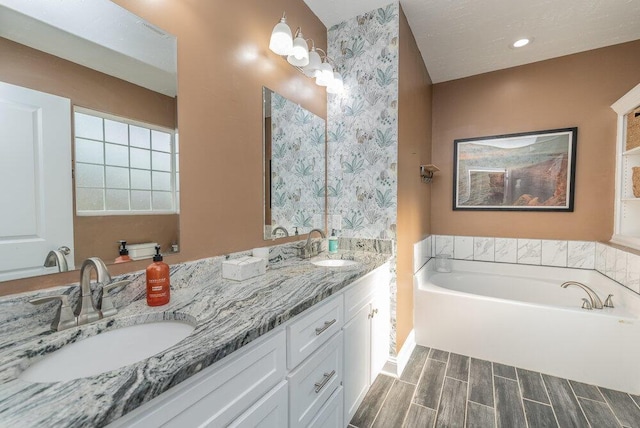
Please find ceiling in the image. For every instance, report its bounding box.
[0,0,177,96]
[302,0,640,83]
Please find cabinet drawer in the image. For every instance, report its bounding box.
[287,295,343,369]
[109,330,286,428]
[288,331,343,428]
[344,263,389,321]
[229,381,288,428]
[308,386,343,428]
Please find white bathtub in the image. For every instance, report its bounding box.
[414,259,640,394]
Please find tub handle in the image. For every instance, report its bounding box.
[604,294,614,308]
[581,298,592,310]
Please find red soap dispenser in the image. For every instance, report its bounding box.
[115,240,132,263]
[146,246,170,306]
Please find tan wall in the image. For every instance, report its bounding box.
[396,6,432,352]
[431,40,640,241]
[1,0,326,295]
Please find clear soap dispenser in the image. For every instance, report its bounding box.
[328,229,338,254]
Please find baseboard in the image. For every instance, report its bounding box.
[380,330,416,378]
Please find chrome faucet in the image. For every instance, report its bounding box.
[301,228,326,258]
[561,281,603,309]
[77,258,112,324]
[30,257,131,331]
[43,246,71,272]
[272,226,289,238]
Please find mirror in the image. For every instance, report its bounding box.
[263,87,326,240]
[0,0,178,281]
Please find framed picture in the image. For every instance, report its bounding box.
[453,127,577,211]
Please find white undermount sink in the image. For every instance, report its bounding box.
[311,258,359,267]
[20,321,195,383]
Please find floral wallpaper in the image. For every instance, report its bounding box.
[327,3,399,240]
[327,3,399,355]
[270,91,325,237]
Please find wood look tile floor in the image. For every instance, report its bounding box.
[349,346,640,428]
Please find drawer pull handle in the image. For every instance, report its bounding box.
[314,370,336,393]
[315,319,337,335]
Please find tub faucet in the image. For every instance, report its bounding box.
[272,226,289,238]
[301,228,326,258]
[43,246,71,272]
[561,281,603,309]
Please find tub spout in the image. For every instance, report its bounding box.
[561,281,603,309]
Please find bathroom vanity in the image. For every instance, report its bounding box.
[0,246,391,427]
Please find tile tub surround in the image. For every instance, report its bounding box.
[427,235,639,294]
[0,246,390,427]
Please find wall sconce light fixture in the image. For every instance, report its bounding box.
[269,12,343,93]
[420,164,440,183]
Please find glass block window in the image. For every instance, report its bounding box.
[74,108,178,215]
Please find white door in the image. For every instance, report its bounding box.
[343,303,371,426]
[371,282,390,383]
[0,81,74,281]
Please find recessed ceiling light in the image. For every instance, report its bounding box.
[512,38,531,48]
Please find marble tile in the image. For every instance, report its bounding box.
[413,241,422,274]
[595,242,607,273]
[454,236,474,260]
[434,235,454,257]
[423,236,432,263]
[626,253,640,293]
[517,239,542,265]
[541,240,568,267]
[605,245,617,279]
[495,238,517,264]
[567,241,595,269]
[474,237,495,262]
[615,249,628,284]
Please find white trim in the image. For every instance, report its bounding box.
[380,329,416,378]
[611,83,640,115]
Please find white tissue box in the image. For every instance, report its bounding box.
[127,242,158,260]
[222,256,266,281]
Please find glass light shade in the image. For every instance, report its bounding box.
[269,18,293,56]
[315,62,333,86]
[302,48,322,77]
[327,72,344,94]
[287,34,309,66]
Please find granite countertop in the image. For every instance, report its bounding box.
[0,244,391,427]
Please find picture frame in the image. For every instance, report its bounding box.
[453,127,577,211]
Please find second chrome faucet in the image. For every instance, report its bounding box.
[561,281,613,310]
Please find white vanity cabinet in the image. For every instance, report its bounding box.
[108,261,391,428]
[342,262,391,426]
[107,330,287,428]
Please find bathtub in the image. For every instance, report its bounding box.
[414,259,640,394]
